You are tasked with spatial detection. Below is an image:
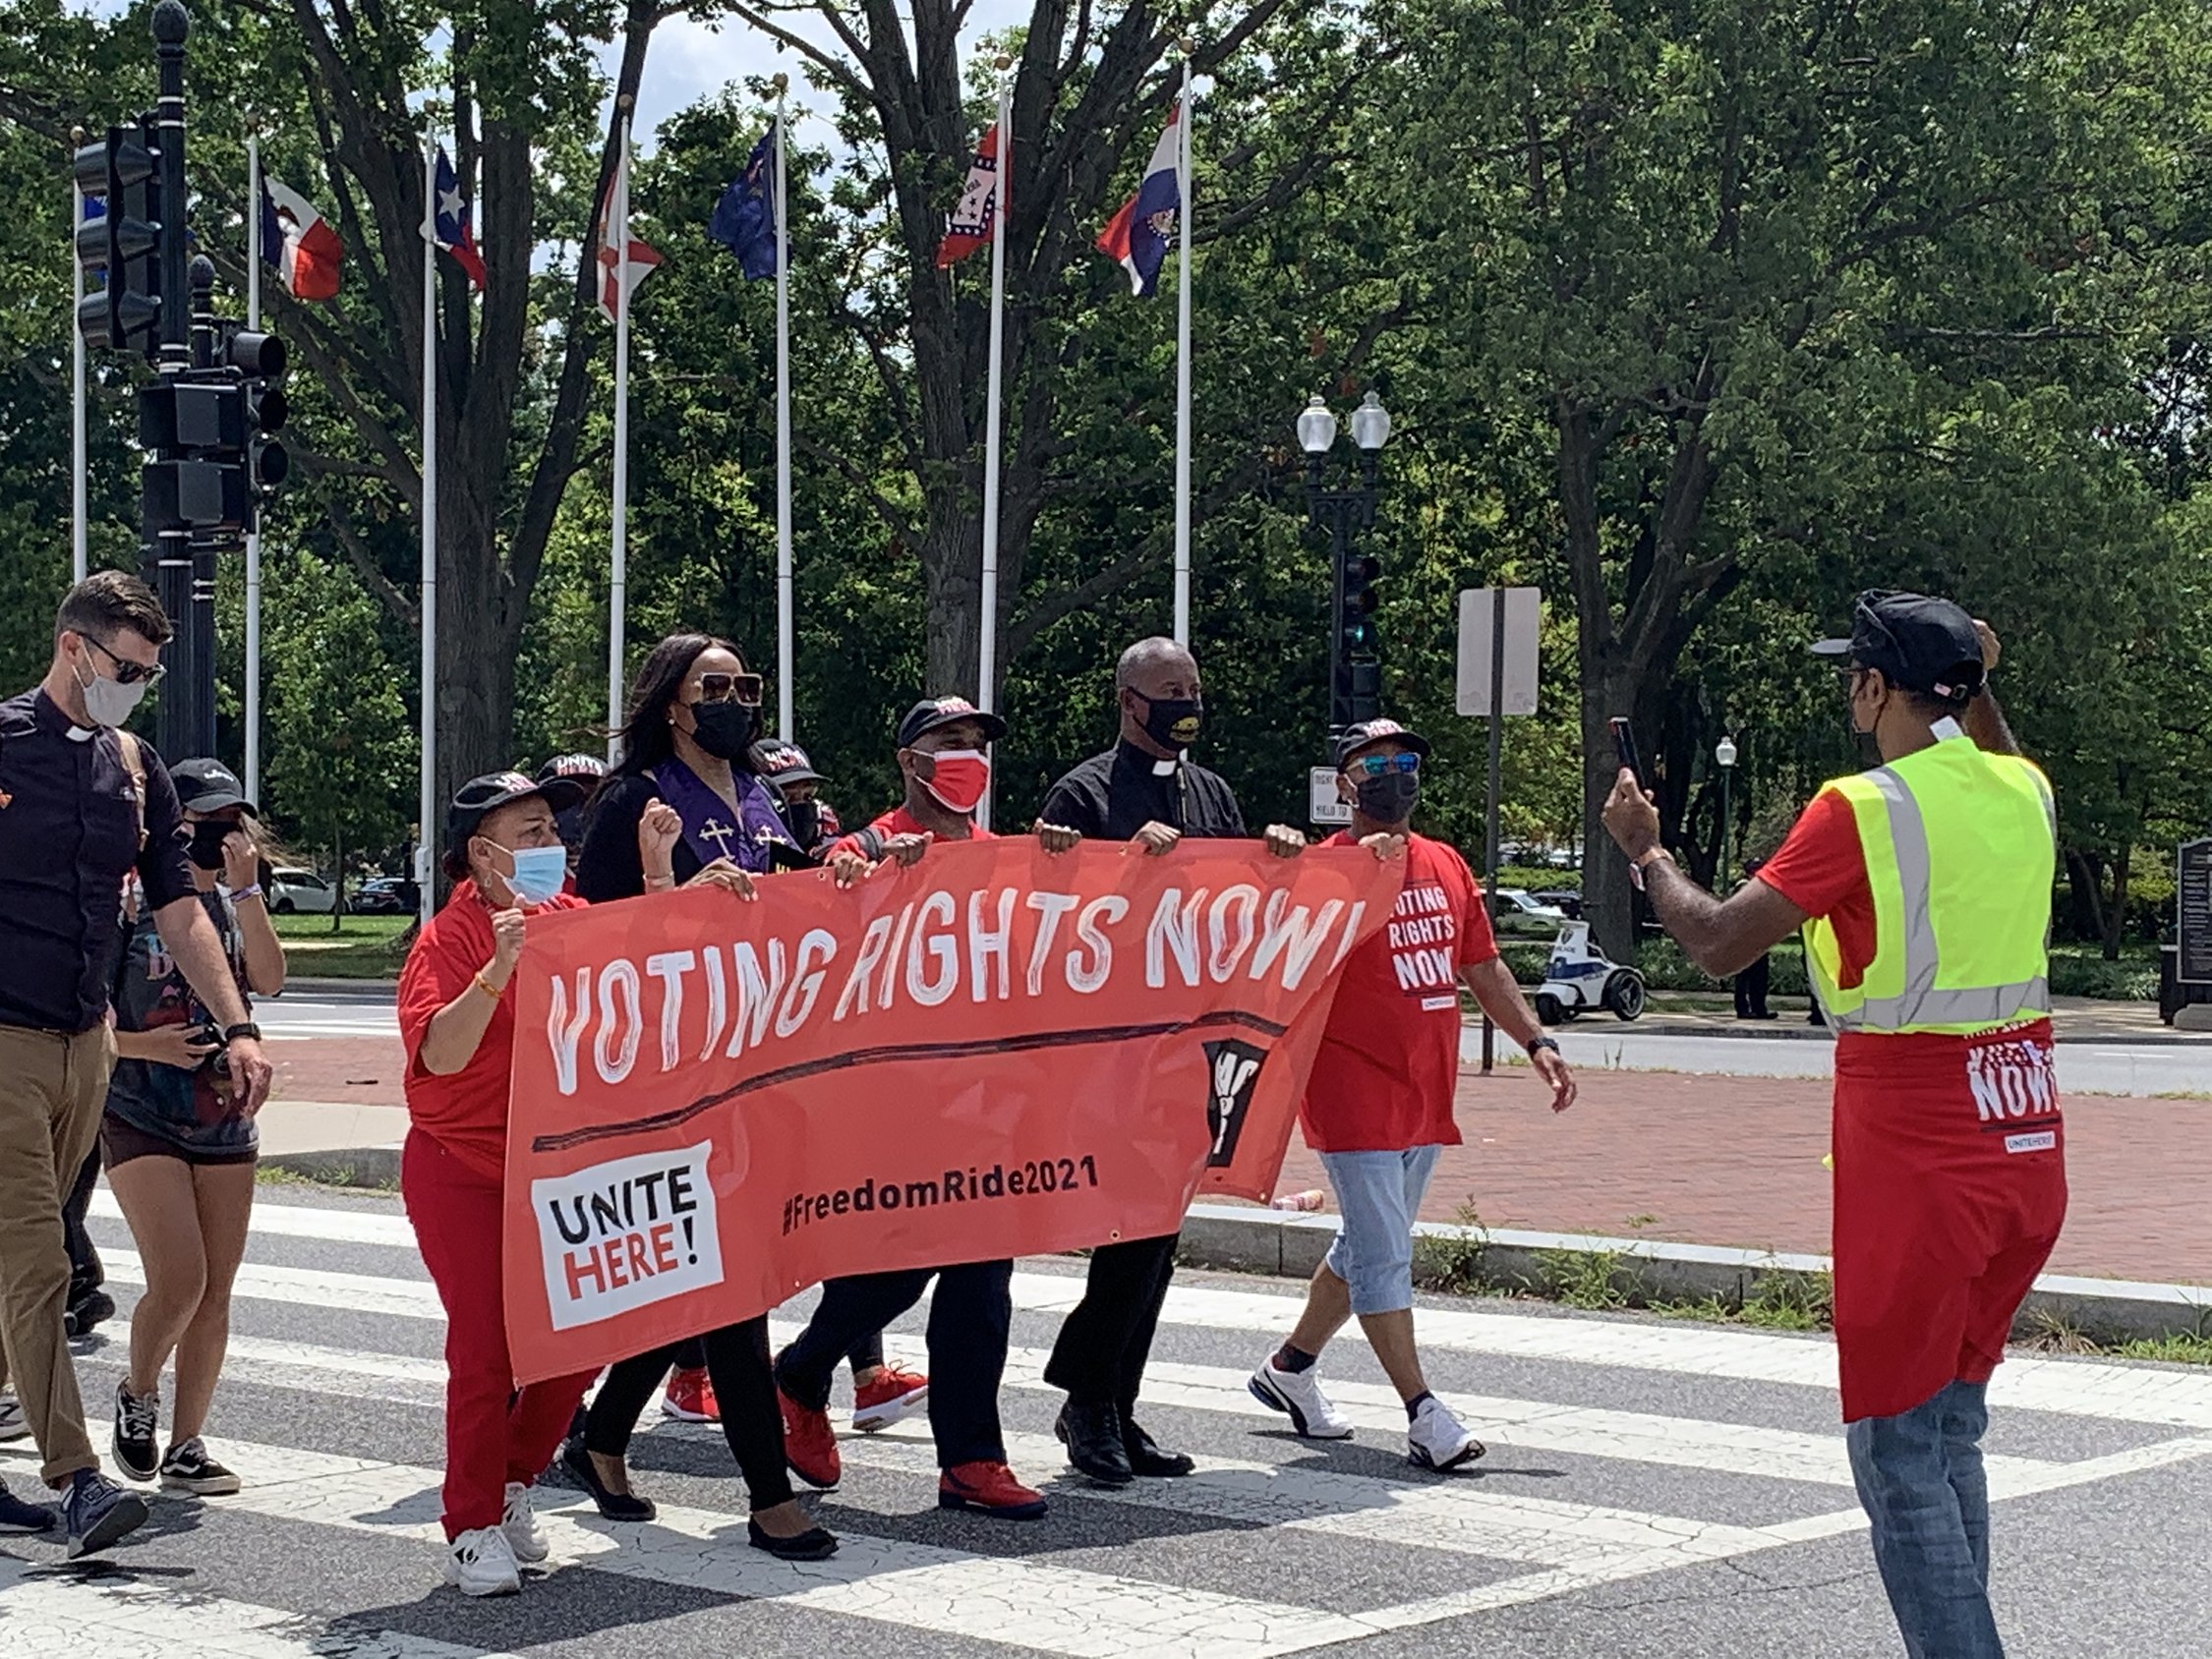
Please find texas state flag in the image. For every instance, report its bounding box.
[261,177,343,302]
[1096,99,1182,297]
[433,145,488,292]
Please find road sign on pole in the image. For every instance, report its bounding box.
[1457,587,1542,1073]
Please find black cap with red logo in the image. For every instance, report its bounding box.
[896,696,1008,749]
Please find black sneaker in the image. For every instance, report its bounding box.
[113,1382,160,1482]
[61,1468,147,1558]
[64,1288,116,1339]
[0,1476,54,1534]
[159,1437,241,1496]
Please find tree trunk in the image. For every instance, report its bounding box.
[330,820,344,936]
[2065,848,2107,945]
[2103,841,2130,961]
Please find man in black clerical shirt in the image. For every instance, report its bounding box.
[1037,637,1304,1487]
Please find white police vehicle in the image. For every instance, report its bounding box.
[1530,921,1646,1024]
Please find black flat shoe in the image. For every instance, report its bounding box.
[562,1436,657,1521]
[1123,1419,1194,1478]
[748,1517,839,1560]
[1055,1401,1133,1487]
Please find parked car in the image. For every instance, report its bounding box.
[351,876,420,916]
[267,867,341,915]
[1531,888,1583,920]
[1491,887,1570,937]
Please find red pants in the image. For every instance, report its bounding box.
[403,1130,595,1539]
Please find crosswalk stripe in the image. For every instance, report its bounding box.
[0,1437,1379,1659]
[95,1253,1942,1488]
[0,1556,512,1658]
[97,1193,2212,1428]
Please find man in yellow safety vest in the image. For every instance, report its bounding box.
[1602,591,2064,1659]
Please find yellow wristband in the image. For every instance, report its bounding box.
[472,971,504,1001]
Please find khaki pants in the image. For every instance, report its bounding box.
[0,1023,114,1485]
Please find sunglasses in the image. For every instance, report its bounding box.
[1348,752,1421,778]
[694,671,764,707]
[84,633,165,687]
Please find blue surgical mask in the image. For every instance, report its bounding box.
[505,845,569,907]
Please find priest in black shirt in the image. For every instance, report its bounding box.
[1038,637,1300,1487]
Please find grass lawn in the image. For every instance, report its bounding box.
[269,912,412,979]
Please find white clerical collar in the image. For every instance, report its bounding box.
[65,724,95,743]
[1151,757,1179,776]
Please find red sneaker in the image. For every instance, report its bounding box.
[937,1459,1048,1520]
[662,1367,720,1423]
[851,1361,930,1434]
[779,1385,843,1490]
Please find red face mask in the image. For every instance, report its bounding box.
[919,749,990,814]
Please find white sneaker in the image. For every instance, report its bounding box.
[1248,1355,1355,1440]
[501,1481,549,1564]
[1406,1396,1484,1472]
[446,1524,522,1596]
[0,1392,27,1444]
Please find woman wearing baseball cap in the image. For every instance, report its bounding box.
[102,758,287,1504]
[397,768,602,1596]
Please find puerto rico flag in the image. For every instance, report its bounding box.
[433,145,487,291]
[1096,99,1182,297]
[260,177,342,301]
[936,123,1001,268]
[595,170,663,322]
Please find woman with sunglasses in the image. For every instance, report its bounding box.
[565,633,833,1561]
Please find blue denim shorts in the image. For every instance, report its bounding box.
[1318,1144,1443,1315]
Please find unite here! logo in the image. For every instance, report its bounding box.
[531,1142,725,1330]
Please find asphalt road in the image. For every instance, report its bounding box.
[262,990,2212,1097]
[12,1184,2210,1658]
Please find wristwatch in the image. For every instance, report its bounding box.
[1627,845,1674,890]
[1526,1036,1561,1058]
[222,1021,262,1044]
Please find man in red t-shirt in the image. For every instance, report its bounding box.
[1249,720,1576,1473]
[1601,595,2061,1659]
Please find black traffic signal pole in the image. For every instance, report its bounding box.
[146,0,204,763]
[1304,448,1382,749]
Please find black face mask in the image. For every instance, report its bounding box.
[188,821,235,872]
[690,699,759,761]
[784,798,821,848]
[1136,694,1203,751]
[1354,772,1421,825]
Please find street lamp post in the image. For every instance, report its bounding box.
[1300,391,1392,746]
[1716,733,1738,885]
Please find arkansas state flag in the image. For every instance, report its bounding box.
[595,171,663,323]
[1097,99,1182,297]
[261,178,342,302]
[936,123,1001,268]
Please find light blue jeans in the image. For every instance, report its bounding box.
[1845,1378,2005,1659]
[1317,1145,1442,1315]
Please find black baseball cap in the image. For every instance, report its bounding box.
[449,770,586,843]
[171,757,257,816]
[749,739,826,787]
[1335,717,1432,771]
[1811,591,1986,700]
[896,696,1008,749]
[537,752,610,788]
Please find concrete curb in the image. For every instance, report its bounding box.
[1174,1203,2211,1347]
[262,1146,401,1188]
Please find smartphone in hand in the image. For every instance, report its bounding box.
[1608,716,1645,786]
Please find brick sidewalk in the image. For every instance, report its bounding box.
[271,1035,2212,1287]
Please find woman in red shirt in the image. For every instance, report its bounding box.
[398,770,599,1597]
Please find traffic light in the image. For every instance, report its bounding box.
[1337,549,1379,657]
[139,373,245,532]
[73,119,163,354]
[226,329,289,506]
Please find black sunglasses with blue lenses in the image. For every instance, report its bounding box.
[1347,752,1421,778]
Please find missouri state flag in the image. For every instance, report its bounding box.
[1096,98,1182,297]
[260,177,342,302]
[936,122,1001,268]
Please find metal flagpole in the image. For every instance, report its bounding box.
[608,101,633,754]
[417,137,439,927]
[245,130,263,802]
[774,78,793,744]
[70,125,87,585]
[1172,48,1193,646]
[975,58,1013,830]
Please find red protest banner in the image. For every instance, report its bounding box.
[500,837,1399,1383]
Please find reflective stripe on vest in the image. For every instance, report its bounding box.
[1803,739,2055,1035]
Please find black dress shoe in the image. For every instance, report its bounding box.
[1123,1420,1194,1478]
[1054,1401,1133,1487]
[562,1436,658,1521]
[749,1517,839,1560]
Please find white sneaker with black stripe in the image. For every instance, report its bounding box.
[1406,1395,1485,1472]
[1248,1355,1355,1440]
[0,1391,29,1443]
[446,1524,522,1596]
[501,1480,549,1564]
